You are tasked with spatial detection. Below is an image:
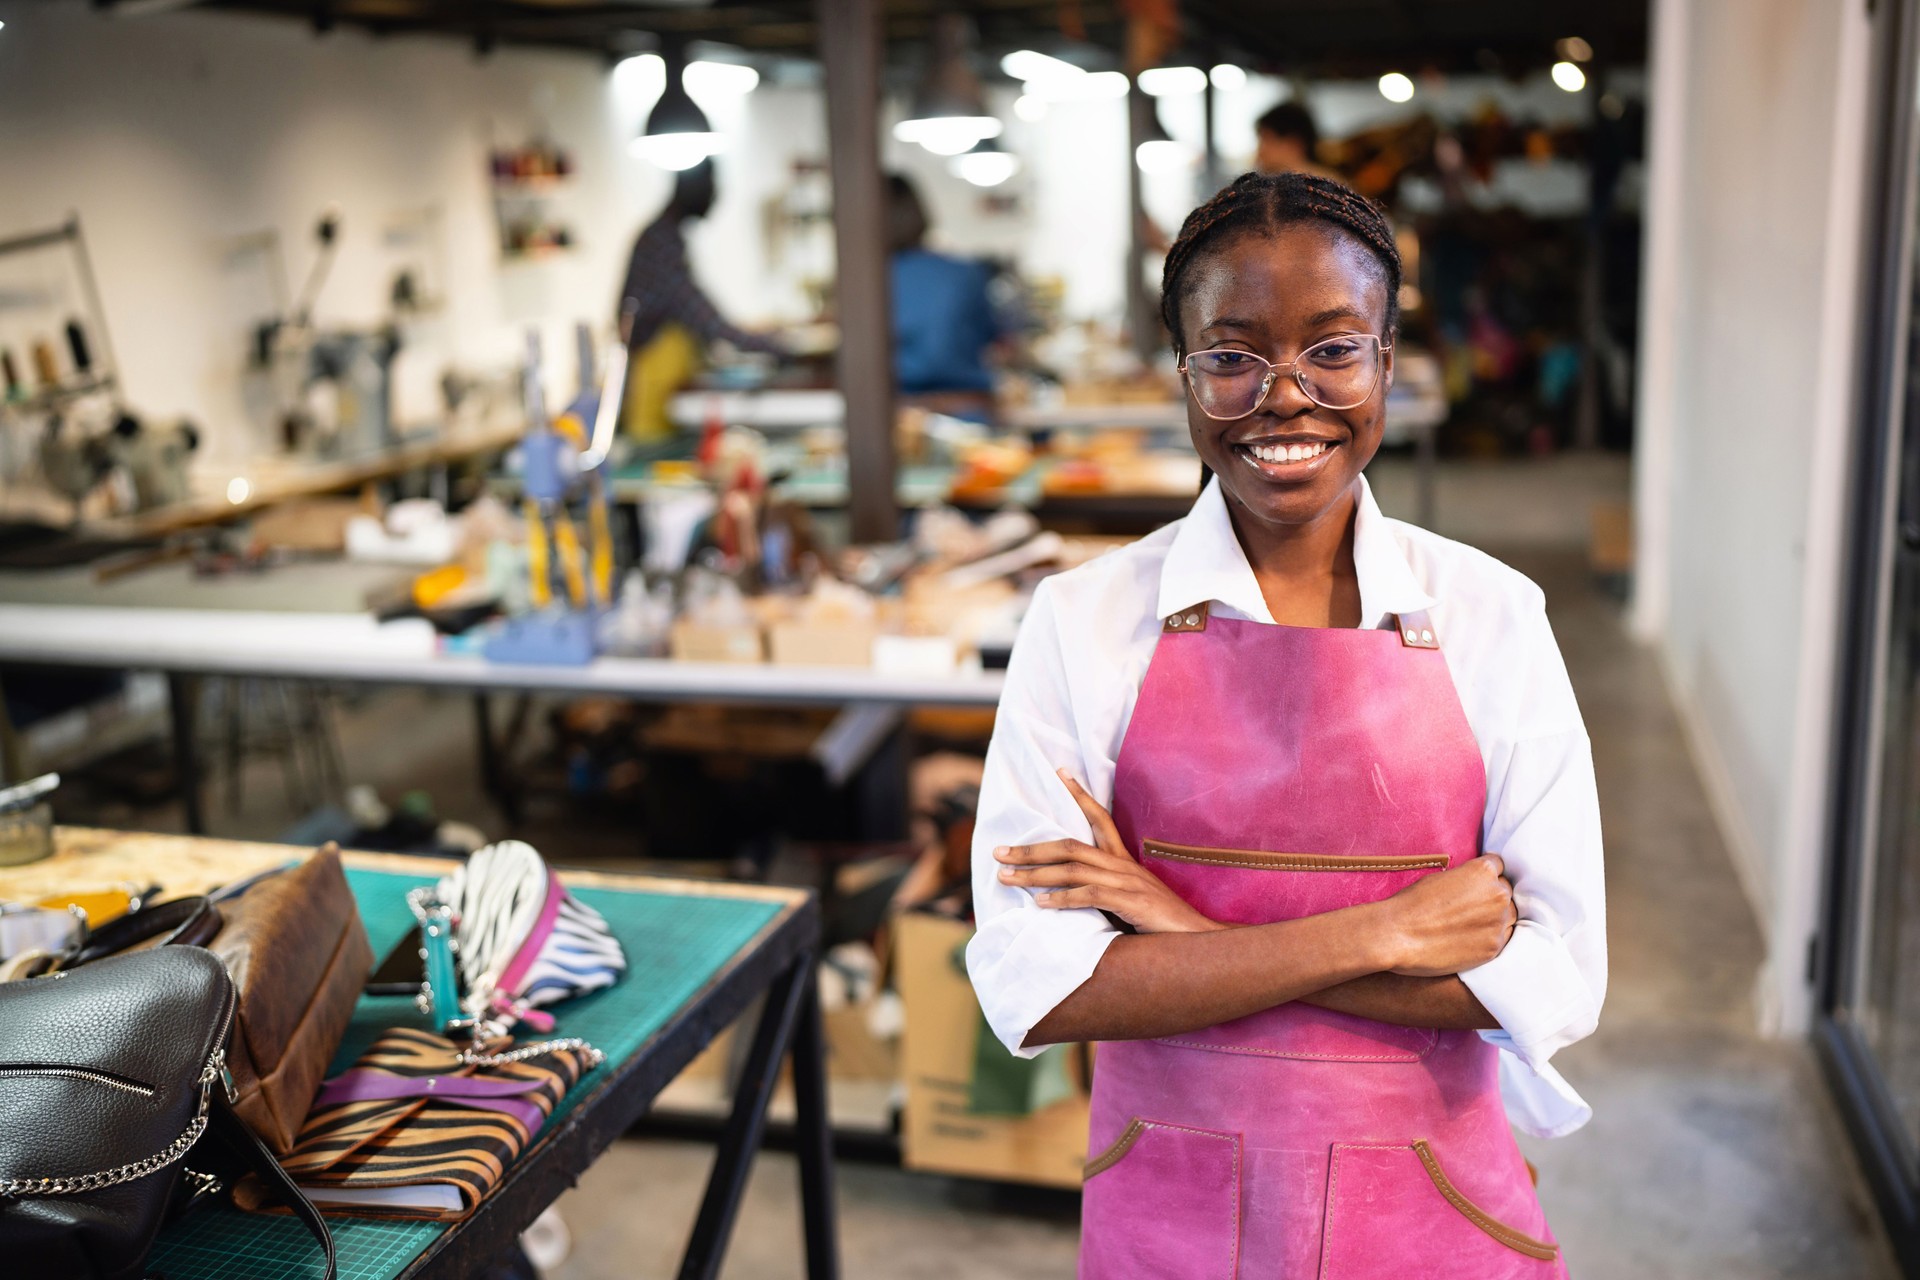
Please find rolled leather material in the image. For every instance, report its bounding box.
[210,845,373,1155]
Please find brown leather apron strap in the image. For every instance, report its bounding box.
[1393,609,1440,649]
[1163,601,1211,633]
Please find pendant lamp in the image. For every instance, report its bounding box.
[952,137,1019,187]
[894,14,1002,157]
[632,45,722,171]
[1134,104,1194,174]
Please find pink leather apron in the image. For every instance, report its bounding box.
[1079,602,1567,1279]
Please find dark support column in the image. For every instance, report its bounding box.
[1126,79,1156,363]
[818,0,897,543]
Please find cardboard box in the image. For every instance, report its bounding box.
[767,620,876,667]
[670,620,765,664]
[895,912,1091,1189]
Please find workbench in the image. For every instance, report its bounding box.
[0,829,837,1280]
[0,591,1002,832]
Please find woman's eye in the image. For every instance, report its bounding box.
[1201,351,1258,372]
[1309,341,1362,364]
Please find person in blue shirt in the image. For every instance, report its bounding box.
[887,174,1009,418]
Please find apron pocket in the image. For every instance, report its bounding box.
[1319,1140,1560,1279]
[1141,839,1450,1063]
[1155,1004,1436,1062]
[1080,1117,1241,1280]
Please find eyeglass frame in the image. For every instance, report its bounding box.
[1176,333,1395,419]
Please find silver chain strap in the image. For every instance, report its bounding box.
[0,1053,223,1198]
[454,1037,605,1069]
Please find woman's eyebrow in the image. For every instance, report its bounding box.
[1303,306,1369,328]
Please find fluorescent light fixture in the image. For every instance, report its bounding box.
[1002,50,1128,102]
[684,60,759,97]
[1210,64,1246,91]
[1025,69,1127,102]
[894,116,1002,156]
[1551,60,1586,92]
[1378,71,1415,103]
[227,477,251,505]
[952,139,1019,187]
[1000,49,1083,90]
[1139,66,1207,96]
[1014,94,1048,122]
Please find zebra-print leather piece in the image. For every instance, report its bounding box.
[242,1027,595,1221]
[436,841,627,1029]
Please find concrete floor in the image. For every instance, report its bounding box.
[54,452,1902,1277]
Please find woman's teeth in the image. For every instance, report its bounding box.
[1246,441,1328,463]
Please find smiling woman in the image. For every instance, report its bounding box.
[966,170,1606,1277]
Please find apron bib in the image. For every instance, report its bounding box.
[1079,602,1567,1280]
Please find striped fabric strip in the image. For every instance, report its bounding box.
[273,1027,594,1219]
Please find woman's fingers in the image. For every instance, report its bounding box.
[999,862,1127,890]
[1055,769,1127,853]
[994,838,1111,868]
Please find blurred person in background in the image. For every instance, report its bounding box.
[888,173,1010,421]
[617,161,784,440]
[1255,100,1342,182]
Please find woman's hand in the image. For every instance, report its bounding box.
[993,770,1226,935]
[1375,855,1517,977]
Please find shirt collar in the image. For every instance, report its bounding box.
[1156,474,1438,628]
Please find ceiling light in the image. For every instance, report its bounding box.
[1551,60,1587,92]
[1210,64,1246,91]
[1000,49,1083,91]
[1138,66,1207,96]
[227,477,251,505]
[952,139,1019,188]
[1134,109,1193,174]
[898,15,1002,156]
[683,60,759,98]
[1032,69,1128,101]
[632,48,724,169]
[894,116,1003,155]
[1556,36,1594,62]
[1378,72,1415,103]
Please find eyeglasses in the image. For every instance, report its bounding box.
[1178,334,1393,419]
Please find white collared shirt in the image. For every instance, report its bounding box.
[965,475,1606,1139]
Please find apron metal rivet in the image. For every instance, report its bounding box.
[1185,613,1198,626]
[1405,630,1417,642]
[1421,630,1434,644]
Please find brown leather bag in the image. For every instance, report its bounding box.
[210,844,374,1155]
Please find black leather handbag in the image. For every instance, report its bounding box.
[0,947,337,1280]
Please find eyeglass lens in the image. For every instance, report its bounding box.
[1185,337,1383,417]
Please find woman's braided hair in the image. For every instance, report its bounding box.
[1161,171,1402,356]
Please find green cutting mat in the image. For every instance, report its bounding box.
[145,868,787,1280]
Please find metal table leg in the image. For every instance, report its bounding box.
[167,672,205,835]
[677,950,839,1280]
[791,961,840,1280]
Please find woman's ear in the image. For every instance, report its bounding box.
[1383,330,1396,391]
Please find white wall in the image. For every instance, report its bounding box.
[0,1,823,477]
[1633,0,1873,1032]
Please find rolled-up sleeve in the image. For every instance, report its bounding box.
[965,582,1122,1058]
[1457,605,1607,1136]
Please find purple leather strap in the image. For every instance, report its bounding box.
[312,1069,548,1134]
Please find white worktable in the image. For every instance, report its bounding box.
[0,603,1005,707]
